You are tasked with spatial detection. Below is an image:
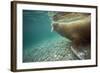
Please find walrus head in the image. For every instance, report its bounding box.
[51,22,69,38]
[51,12,91,35]
[50,12,91,49]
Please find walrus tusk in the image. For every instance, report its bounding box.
[51,21,56,32]
[51,24,54,32]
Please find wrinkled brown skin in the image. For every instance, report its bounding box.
[52,13,91,49]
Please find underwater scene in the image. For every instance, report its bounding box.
[23,10,91,63]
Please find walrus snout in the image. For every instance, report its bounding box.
[51,23,59,32]
[53,23,58,29]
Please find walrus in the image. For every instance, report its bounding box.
[51,12,91,49]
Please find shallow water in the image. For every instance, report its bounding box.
[23,35,79,62]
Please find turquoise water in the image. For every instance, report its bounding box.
[23,10,58,49]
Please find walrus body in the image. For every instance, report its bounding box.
[51,12,91,49]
